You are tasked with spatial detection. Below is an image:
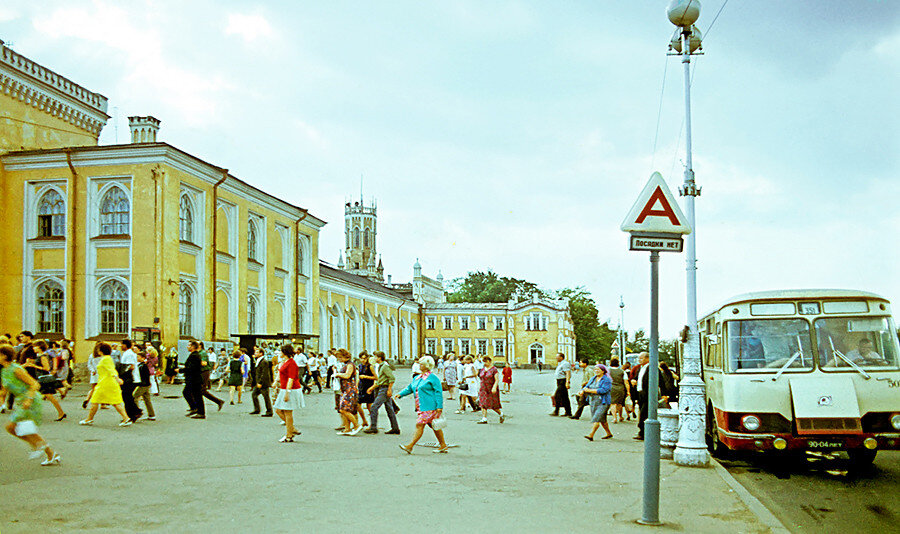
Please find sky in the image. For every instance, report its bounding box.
[2,1,898,337]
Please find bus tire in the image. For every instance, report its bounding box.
[705,404,729,459]
[847,449,877,469]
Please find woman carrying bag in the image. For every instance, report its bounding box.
[396,356,449,454]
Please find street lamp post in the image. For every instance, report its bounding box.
[619,296,625,358]
[667,0,710,468]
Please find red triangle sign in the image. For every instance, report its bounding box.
[621,172,691,234]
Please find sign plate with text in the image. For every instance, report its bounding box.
[630,234,684,252]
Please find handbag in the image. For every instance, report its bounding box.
[432,416,447,431]
[458,382,469,391]
[37,373,57,385]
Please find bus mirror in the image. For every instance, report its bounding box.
[707,334,720,345]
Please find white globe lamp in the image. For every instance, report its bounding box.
[667,0,701,28]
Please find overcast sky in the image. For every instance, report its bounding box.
[3,1,898,336]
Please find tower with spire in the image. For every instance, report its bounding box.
[343,193,383,282]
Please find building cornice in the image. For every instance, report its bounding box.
[1,43,109,135]
[1,142,327,229]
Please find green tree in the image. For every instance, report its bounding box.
[446,270,545,303]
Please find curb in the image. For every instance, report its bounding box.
[711,459,791,534]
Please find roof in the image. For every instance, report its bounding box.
[1,142,326,227]
[425,302,508,311]
[706,289,889,315]
[319,262,412,302]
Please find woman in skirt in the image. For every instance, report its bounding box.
[334,349,361,435]
[273,345,304,442]
[0,344,60,465]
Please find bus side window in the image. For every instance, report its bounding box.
[714,322,723,368]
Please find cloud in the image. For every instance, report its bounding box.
[224,12,274,43]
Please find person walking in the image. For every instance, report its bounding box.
[659,362,678,408]
[477,356,504,424]
[634,352,661,441]
[273,345,304,442]
[0,344,60,466]
[456,355,479,413]
[83,344,103,409]
[80,342,132,427]
[309,352,323,393]
[163,347,178,385]
[54,339,72,397]
[569,360,592,420]
[132,352,156,421]
[444,354,458,400]
[198,343,225,410]
[397,356,448,454]
[364,351,400,435]
[179,341,206,419]
[622,361,636,421]
[334,349,361,435]
[501,362,512,393]
[118,339,143,423]
[213,348,229,392]
[356,352,374,428]
[583,364,613,441]
[145,345,160,396]
[550,353,572,417]
[250,347,274,417]
[20,341,66,421]
[228,351,244,405]
[608,357,629,423]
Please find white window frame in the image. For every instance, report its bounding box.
[426,338,437,354]
[494,339,505,358]
[460,316,470,330]
[426,316,436,330]
[443,316,452,330]
[442,338,454,355]
[494,316,504,330]
[459,338,471,355]
[476,339,488,356]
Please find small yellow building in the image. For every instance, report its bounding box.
[423,297,576,365]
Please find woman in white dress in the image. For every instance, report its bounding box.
[456,355,480,413]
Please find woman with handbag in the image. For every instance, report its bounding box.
[583,364,614,441]
[334,349,361,435]
[79,342,132,427]
[396,356,449,454]
[455,355,479,413]
[20,341,66,421]
[477,356,504,424]
[0,344,60,466]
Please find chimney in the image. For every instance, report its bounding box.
[128,116,161,143]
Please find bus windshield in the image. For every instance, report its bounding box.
[815,316,900,371]
[726,319,813,373]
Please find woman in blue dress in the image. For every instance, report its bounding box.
[582,364,613,441]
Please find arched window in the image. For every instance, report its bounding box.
[297,240,305,275]
[529,343,544,364]
[179,196,194,242]
[248,219,259,261]
[247,295,258,333]
[36,280,64,333]
[99,280,128,334]
[364,228,369,248]
[99,187,129,235]
[37,190,65,237]
[353,226,360,248]
[179,284,193,337]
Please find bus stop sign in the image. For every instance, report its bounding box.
[621,172,691,252]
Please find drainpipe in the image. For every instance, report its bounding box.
[396,298,404,359]
[151,166,162,331]
[64,150,77,345]
[293,209,308,334]
[211,170,227,339]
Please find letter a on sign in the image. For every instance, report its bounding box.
[620,172,691,234]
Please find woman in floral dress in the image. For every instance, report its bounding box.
[334,349,361,435]
[477,356,504,424]
[0,344,60,465]
[396,356,448,454]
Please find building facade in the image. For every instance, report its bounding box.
[0,41,573,365]
[423,297,576,365]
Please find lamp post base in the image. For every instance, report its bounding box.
[673,445,710,467]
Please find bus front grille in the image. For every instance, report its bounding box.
[796,417,861,434]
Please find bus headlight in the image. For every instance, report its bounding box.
[891,414,900,430]
[741,415,761,431]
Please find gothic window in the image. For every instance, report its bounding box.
[297,240,304,275]
[353,226,360,248]
[36,280,64,333]
[99,280,129,334]
[248,219,259,262]
[179,195,194,242]
[37,190,65,237]
[364,228,369,248]
[179,284,193,337]
[345,228,350,249]
[99,187,129,235]
[247,295,259,333]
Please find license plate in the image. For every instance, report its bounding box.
[807,440,843,449]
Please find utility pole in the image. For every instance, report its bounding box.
[667,0,710,468]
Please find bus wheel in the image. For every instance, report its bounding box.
[847,449,877,469]
[705,405,729,459]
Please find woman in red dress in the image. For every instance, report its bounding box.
[501,363,512,393]
[477,356,504,424]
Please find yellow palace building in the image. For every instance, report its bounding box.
[0,41,573,366]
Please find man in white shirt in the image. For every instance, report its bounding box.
[119,339,143,421]
[293,348,311,394]
[551,353,572,416]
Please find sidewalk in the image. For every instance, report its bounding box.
[0,369,771,533]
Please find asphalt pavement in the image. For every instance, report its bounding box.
[1,369,774,533]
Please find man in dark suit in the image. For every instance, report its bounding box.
[179,341,205,419]
[249,347,273,417]
[634,352,663,440]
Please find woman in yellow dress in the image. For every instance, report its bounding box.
[79,342,132,427]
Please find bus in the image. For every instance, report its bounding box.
[697,289,900,466]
